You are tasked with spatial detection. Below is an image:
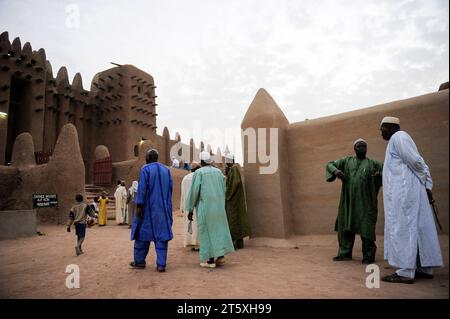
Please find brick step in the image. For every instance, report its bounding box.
[85,185,105,189]
[84,185,110,194]
[85,184,119,221]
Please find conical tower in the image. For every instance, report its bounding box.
[241,88,292,238]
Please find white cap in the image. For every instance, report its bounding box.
[380,116,400,126]
[199,151,211,162]
[353,138,367,146]
[225,153,234,163]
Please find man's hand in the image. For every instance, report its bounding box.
[137,207,143,222]
[333,169,345,181]
[426,189,434,204]
[188,211,193,221]
[371,170,381,177]
[66,227,70,232]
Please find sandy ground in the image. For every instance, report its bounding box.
[0,211,448,299]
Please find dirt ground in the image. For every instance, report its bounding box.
[0,211,448,299]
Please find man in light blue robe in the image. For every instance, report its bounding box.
[130,149,173,272]
[185,151,235,268]
[380,116,443,284]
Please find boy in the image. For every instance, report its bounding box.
[67,194,96,256]
[87,196,100,226]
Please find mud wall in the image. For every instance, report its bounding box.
[242,88,449,237]
[287,89,449,236]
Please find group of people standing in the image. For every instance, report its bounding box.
[180,153,251,253]
[78,181,139,228]
[66,115,443,285]
[172,155,193,171]
[129,149,251,271]
[114,180,139,227]
[327,116,443,284]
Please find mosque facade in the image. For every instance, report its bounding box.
[0,31,171,182]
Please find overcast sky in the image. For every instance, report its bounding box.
[1,0,448,162]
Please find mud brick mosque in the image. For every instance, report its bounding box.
[0,30,448,239]
[0,31,211,224]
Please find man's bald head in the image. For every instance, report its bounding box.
[146,149,159,163]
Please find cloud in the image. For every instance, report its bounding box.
[0,0,448,163]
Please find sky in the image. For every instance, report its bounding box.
[0,0,448,163]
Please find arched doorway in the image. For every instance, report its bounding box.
[5,77,31,165]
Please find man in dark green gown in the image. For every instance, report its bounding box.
[326,139,383,264]
[225,154,251,249]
